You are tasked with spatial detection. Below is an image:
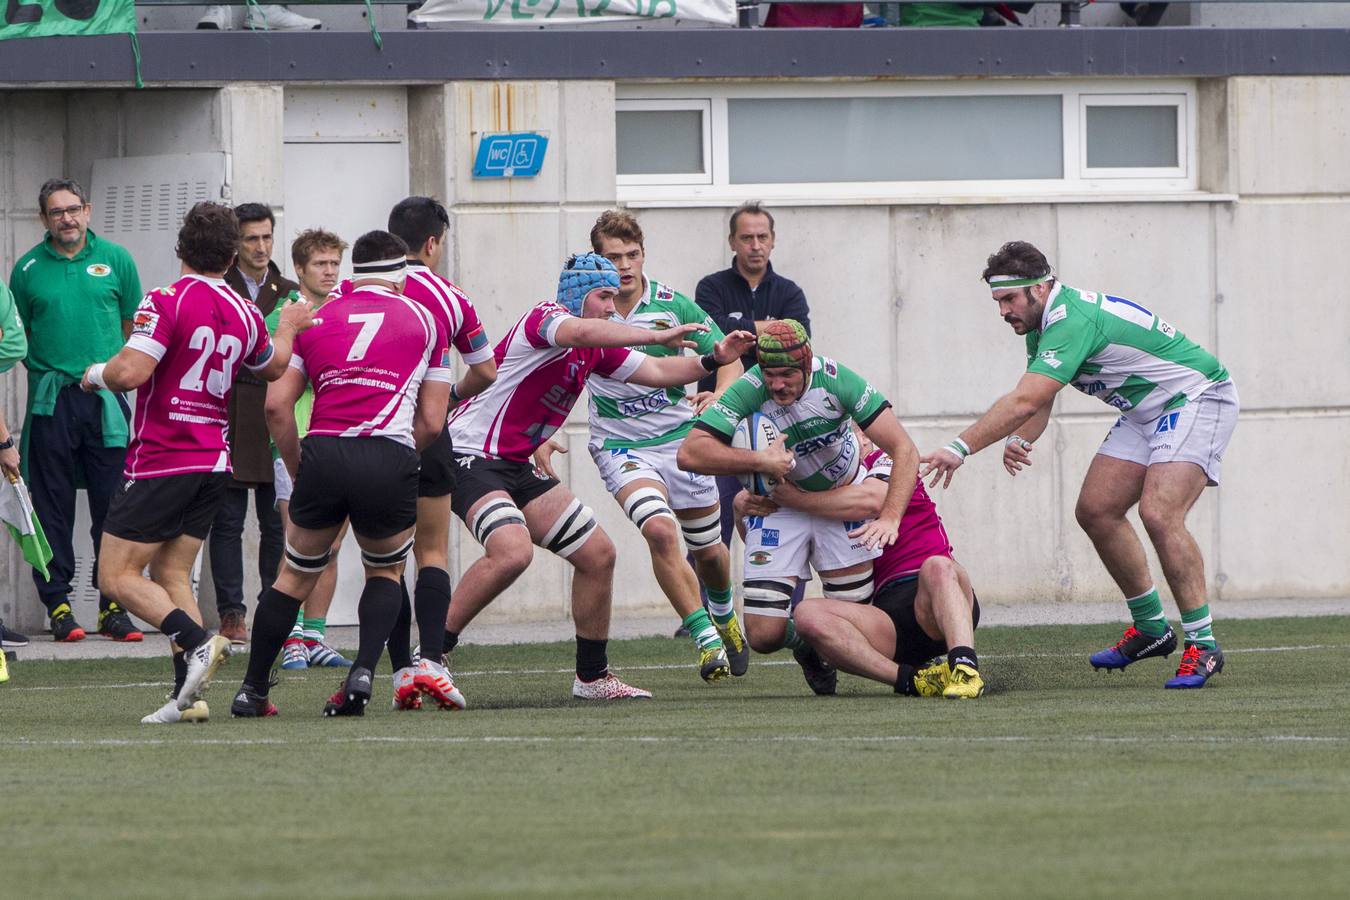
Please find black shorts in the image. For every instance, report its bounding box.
[449,453,559,523]
[871,576,981,667]
[103,472,230,544]
[290,435,419,540]
[418,429,456,499]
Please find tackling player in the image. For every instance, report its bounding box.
[231,230,452,718]
[758,427,984,699]
[534,211,748,684]
[921,241,1237,688]
[383,196,496,711]
[83,203,312,724]
[677,321,919,695]
[443,253,755,700]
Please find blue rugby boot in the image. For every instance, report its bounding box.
[1090,624,1177,671]
[1164,642,1224,689]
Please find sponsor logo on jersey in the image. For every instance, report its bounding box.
[1079,291,1098,304]
[745,516,764,531]
[729,311,744,320]
[131,300,160,336]
[620,391,672,418]
[743,372,762,388]
[1037,350,1062,369]
[466,327,489,350]
[437,348,451,368]
[823,359,837,377]
[795,430,845,455]
[86,263,112,277]
[1154,412,1182,434]
[648,317,675,331]
[1106,394,1134,411]
[457,456,474,469]
[853,385,875,412]
[656,285,674,301]
[747,550,772,566]
[1157,320,1176,338]
[155,286,176,297]
[620,461,642,473]
[760,528,779,547]
[1078,379,1106,395]
[844,520,865,532]
[711,402,737,421]
[1043,304,1067,329]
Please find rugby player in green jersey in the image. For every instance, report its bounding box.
[536,211,749,684]
[678,321,920,694]
[921,241,1237,688]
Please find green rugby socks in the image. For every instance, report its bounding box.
[682,608,723,652]
[1181,604,1217,649]
[1126,587,1168,637]
[706,585,735,626]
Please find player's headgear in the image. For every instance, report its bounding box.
[756,319,812,377]
[557,253,620,316]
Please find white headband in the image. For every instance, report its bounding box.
[352,256,407,279]
[987,273,1053,290]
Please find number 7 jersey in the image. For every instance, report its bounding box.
[123,274,273,479]
[291,283,451,448]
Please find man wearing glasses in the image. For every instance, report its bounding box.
[8,178,144,643]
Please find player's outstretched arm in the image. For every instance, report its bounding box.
[772,478,885,522]
[81,347,158,393]
[919,372,1062,490]
[554,317,706,350]
[452,358,497,408]
[265,368,307,477]
[625,329,757,389]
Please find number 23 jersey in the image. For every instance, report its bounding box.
[123,274,273,479]
[291,283,451,449]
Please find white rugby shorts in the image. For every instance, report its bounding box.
[589,441,719,511]
[1096,379,1239,486]
[742,505,880,582]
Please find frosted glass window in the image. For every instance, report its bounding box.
[1085,106,1178,168]
[726,96,1062,183]
[617,110,704,175]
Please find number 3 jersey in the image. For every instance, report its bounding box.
[123,274,273,479]
[290,283,451,449]
[447,301,645,462]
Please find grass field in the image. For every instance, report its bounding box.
[3,615,1349,899]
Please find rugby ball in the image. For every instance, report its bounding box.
[731,412,781,496]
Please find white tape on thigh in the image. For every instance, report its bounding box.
[471,498,527,546]
[742,578,794,618]
[822,567,875,602]
[284,541,331,574]
[622,487,675,533]
[679,508,722,550]
[542,498,597,560]
[361,535,415,568]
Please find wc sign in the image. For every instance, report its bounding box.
[472,132,549,179]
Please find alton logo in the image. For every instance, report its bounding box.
[747,551,773,566]
[87,264,112,277]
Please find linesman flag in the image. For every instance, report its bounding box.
[1,474,53,581]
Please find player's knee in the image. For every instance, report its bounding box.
[919,555,958,586]
[572,528,616,573]
[791,600,829,641]
[487,530,534,574]
[1074,498,1114,533]
[542,497,599,562]
[1137,498,1176,538]
[742,577,794,643]
[640,516,682,558]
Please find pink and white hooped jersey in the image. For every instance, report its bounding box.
[402,264,493,367]
[290,283,451,449]
[123,274,273,479]
[447,301,645,462]
[863,448,956,587]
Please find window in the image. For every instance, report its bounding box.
[617,81,1197,205]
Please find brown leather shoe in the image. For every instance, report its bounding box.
[219,610,248,645]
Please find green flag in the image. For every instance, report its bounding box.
[0,0,135,41]
[1,476,53,581]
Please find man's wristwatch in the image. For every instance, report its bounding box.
[0,436,14,450]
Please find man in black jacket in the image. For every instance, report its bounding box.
[684,202,812,632]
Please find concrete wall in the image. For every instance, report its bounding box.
[3,74,1347,635]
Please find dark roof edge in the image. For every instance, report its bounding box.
[3,27,1349,86]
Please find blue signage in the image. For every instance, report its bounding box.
[472,132,549,179]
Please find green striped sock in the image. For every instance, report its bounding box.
[706,585,735,624]
[783,618,806,652]
[1180,604,1216,649]
[287,614,305,641]
[302,617,326,642]
[681,608,723,651]
[1126,588,1168,637]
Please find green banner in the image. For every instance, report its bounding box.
[0,0,136,41]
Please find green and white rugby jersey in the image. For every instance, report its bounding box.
[695,356,891,492]
[1026,283,1229,425]
[587,278,724,451]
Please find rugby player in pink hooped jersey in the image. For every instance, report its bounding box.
[443,253,756,700]
[230,230,453,719]
[768,425,986,700]
[82,202,315,724]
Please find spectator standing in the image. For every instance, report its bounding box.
[8,178,143,642]
[690,202,812,623]
[206,202,292,643]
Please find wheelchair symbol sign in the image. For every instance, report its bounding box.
[473,132,549,179]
